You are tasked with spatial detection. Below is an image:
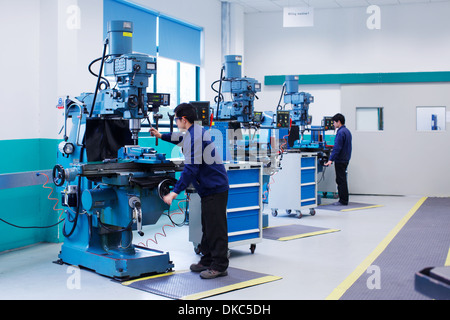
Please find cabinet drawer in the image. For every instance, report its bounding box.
[227,186,260,209]
[227,168,259,184]
[227,209,259,233]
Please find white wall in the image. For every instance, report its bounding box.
[0,0,104,140]
[342,83,450,196]
[244,2,450,196]
[244,2,450,112]
[228,3,245,59]
[0,0,41,140]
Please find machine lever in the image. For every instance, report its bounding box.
[129,197,144,236]
[134,205,144,237]
[168,113,175,133]
[154,113,163,146]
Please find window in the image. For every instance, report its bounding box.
[155,58,198,126]
[356,107,384,131]
[416,106,446,131]
[156,57,178,109]
[179,62,197,103]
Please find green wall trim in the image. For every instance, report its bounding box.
[264,71,450,86]
[0,138,59,175]
[0,138,62,252]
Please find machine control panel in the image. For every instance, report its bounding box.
[147,93,170,106]
[322,116,335,130]
[276,110,290,128]
[190,101,211,127]
[253,111,263,124]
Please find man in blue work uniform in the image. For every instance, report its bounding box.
[150,103,230,279]
[324,113,352,206]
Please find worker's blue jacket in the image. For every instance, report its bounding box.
[161,124,229,197]
[329,125,352,163]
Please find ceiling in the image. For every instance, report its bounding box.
[221,0,450,13]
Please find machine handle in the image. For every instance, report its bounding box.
[129,197,144,236]
[168,113,175,133]
[154,113,163,146]
[52,165,66,187]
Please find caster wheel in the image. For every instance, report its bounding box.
[271,209,278,217]
[310,208,316,216]
[296,210,302,219]
[194,244,201,255]
[250,244,256,254]
[286,209,292,215]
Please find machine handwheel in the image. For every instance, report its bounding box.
[158,179,176,200]
[52,164,65,187]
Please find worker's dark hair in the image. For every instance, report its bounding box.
[174,103,197,123]
[332,113,345,125]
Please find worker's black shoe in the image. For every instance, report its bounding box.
[190,263,209,273]
[200,269,228,279]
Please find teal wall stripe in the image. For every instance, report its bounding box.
[264,71,450,86]
[0,138,62,252]
[0,139,59,175]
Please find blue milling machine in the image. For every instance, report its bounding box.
[52,21,183,280]
[212,54,261,124]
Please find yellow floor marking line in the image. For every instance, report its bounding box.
[340,205,384,212]
[445,247,450,266]
[122,270,181,286]
[182,275,282,300]
[278,229,340,241]
[326,196,428,300]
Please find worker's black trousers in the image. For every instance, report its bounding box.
[199,190,229,272]
[335,161,349,205]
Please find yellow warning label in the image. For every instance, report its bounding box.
[123,32,133,37]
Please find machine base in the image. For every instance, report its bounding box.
[57,244,174,280]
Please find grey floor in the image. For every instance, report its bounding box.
[0,194,429,300]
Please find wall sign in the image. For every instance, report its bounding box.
[283,7,314,28]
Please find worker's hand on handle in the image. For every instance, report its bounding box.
[163,192,178,206]
[149,127,162,139]
[324,160,333,167]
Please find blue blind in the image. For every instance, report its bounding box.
[103,0,157,56]
[158,16,202,65]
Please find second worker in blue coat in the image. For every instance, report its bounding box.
[324,113,352,205]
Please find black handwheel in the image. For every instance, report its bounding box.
[127,94,139,108]
[157,179,176,200]
[52,164,65,186]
